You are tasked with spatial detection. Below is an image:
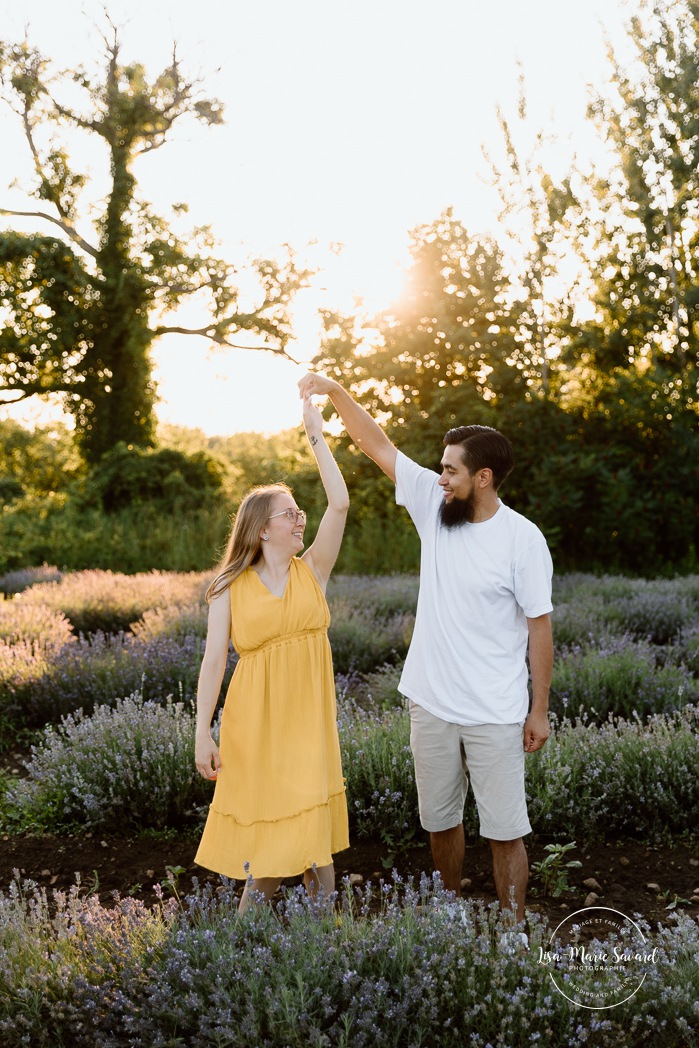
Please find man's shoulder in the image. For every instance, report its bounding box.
[396,449,440,489]
[498,503,548,546]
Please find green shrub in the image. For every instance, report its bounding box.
[0,499,231,574]
[0,477,24,505]
[86,442,225,512]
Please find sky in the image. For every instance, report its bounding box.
[0,0,632,436]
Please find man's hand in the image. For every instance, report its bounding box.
[298,372,338,399]
[523,710,551,753]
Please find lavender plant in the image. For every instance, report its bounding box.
[130,601,208,643]
[19,569,209,634]
[1,873,697,1047]
[674,625,699,675]
[328,601,414,674]
[0,601,75,651]
[0,640,51,724]
[0,629,236,730]
[0,563,62,595]
[353,660,404,711]
[5,694,216,834]
[337,696,433,857]
[0,876,174,1048]
[4,676,698,847]
[552,579,699,650]
[551,597,612,650]
[602,590,696,644]
[327,574,420,616]
[526,704,699,839]
[550,635,699,721]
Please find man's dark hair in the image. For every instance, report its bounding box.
[443,425,514,490]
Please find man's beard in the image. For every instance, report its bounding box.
[439,490,477,529]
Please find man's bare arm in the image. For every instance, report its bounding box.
[298,372,398,482]
[523,613,553,753]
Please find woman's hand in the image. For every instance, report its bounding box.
[302,393,324,441]
[195,733,221,781]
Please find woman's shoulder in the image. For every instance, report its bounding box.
[295,555,323,587]
[226,566,255,595]
[293,555,312,576]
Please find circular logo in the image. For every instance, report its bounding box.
[537,906,658,1009]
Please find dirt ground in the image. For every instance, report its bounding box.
[2,828,698,929]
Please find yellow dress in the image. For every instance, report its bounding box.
[195,556,349,879]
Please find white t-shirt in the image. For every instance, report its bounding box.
[395,450,553,726]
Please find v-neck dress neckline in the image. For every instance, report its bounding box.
[250,564,291,600]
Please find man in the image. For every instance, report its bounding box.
[298,371,553,919]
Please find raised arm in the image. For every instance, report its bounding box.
[298,372,398,483]
[301,394,349,591]
[195,589,231,780]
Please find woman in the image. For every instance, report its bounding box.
[194,394,349,912]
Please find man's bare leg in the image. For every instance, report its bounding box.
[489,837,528,921]
[430,823,465,895]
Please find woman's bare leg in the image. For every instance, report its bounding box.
[303,863,335,900]
[238,876,282,914]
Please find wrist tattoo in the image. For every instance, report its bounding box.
[310,435,318,446]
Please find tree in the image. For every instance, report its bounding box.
[0,418,80,500]
[315,210,527,445]
[576,0,699,374]
[0,23,308,463]
[483,70,582,397]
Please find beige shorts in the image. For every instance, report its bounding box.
[408,700,532,840]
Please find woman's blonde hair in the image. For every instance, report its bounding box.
[205,483,293,603]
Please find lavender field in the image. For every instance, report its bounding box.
[0,567,698,1046]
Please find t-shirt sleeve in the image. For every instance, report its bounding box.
[513,536,554,618]
[395,450,440,535]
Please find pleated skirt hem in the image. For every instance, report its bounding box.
[194,790,350,880]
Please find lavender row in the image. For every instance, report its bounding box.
[4,695,698,844]
[0,571,697,738]
[0,873,696,1047]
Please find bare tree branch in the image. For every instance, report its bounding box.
[0,208,99,258]
[48,97,102,135]
[0,381,76,403]
[152,324,301,362]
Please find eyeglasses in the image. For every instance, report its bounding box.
[268,508,307,524]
